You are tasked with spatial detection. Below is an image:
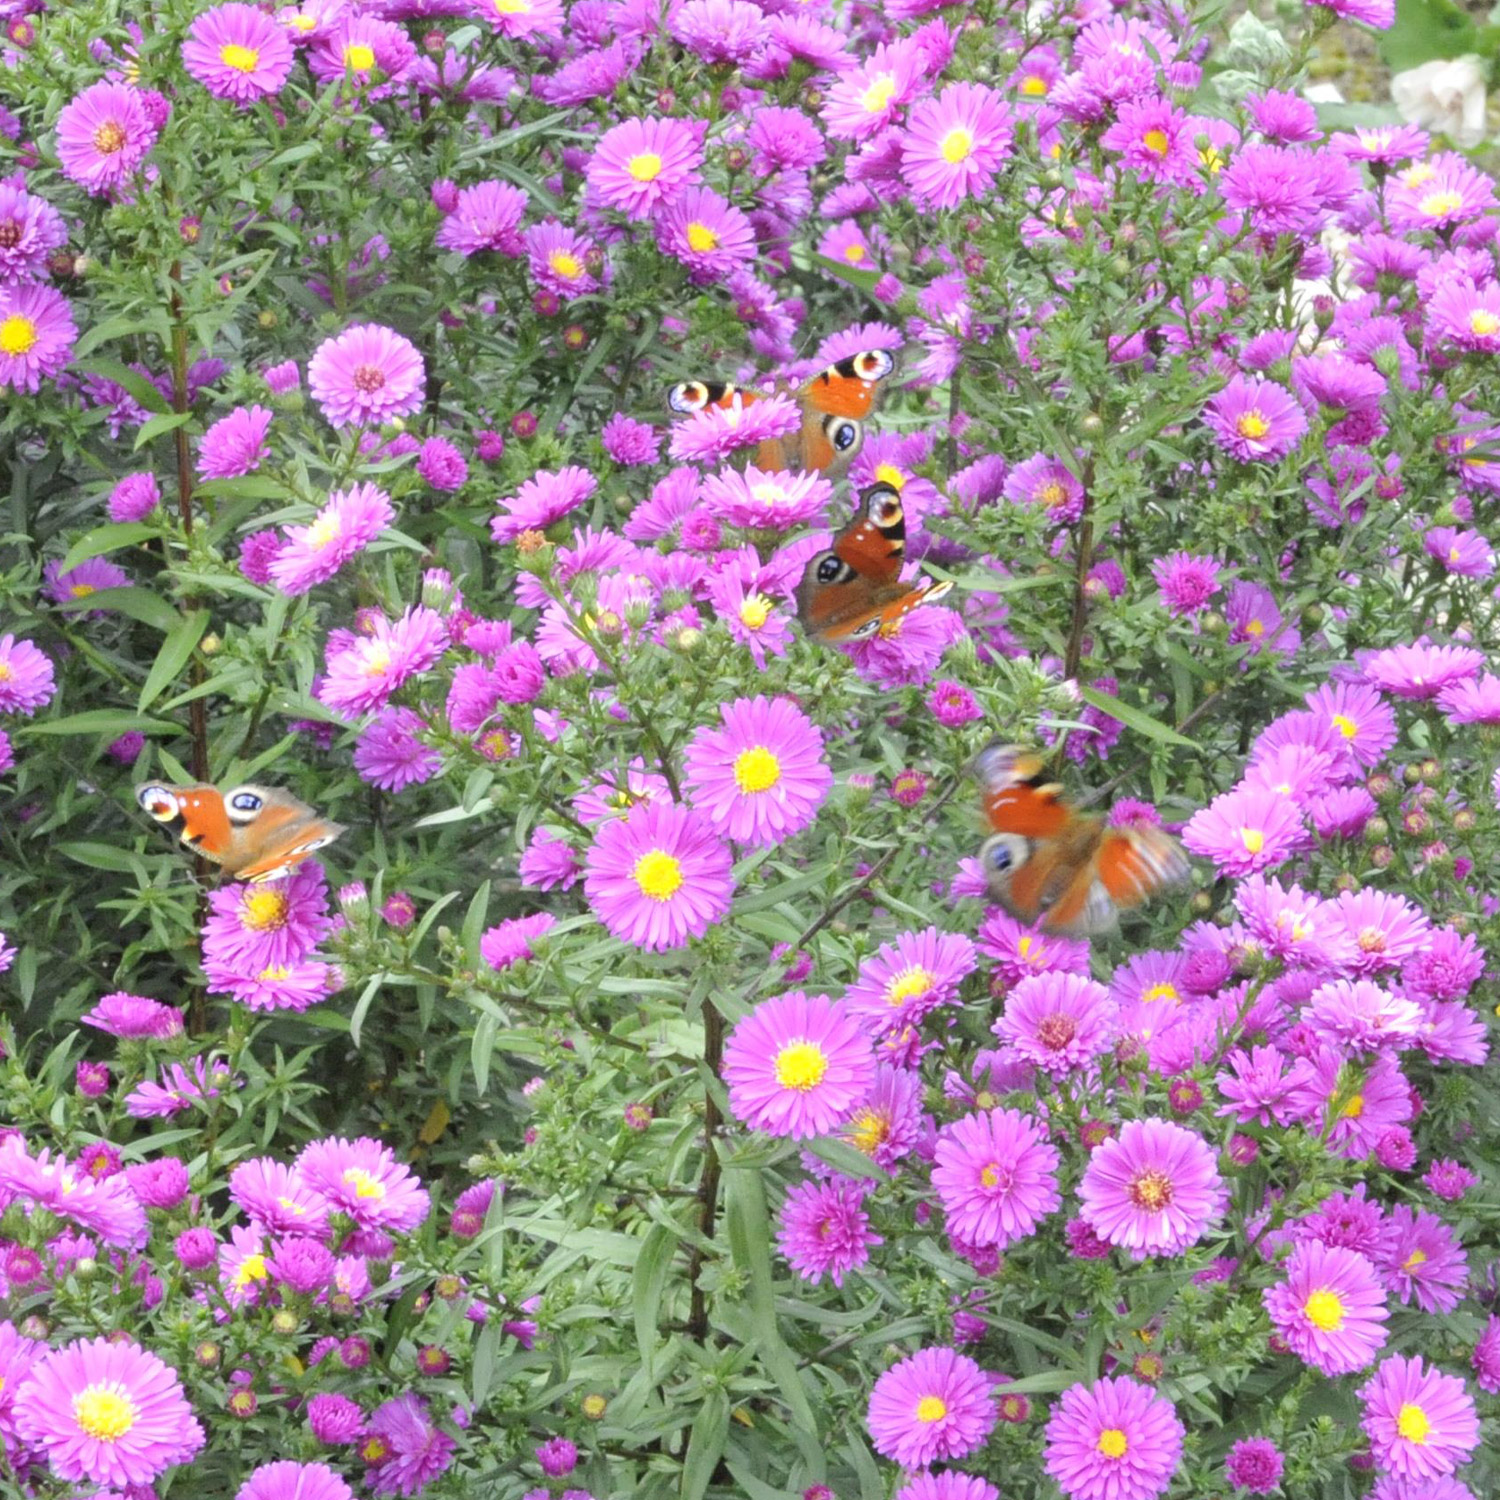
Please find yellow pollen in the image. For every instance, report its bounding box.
[494,0,532,10]
[220,42,261,72]
[686,222,719,253]
[1357,928,1386,953]
[361,645,392,678]
[1236,411,1270,440]
[259,965,290,982]
[1404,1248,1428,1271]
[1097,1428,1129,1458]
[234,1252,269,1288]
[241,889,289,931]
[874,463,906,489]
[1331,714,1358,739]
[940,127,974,164]
[0,663,10,681]
[885,966,935,1007]
[738,594,771,629]
[627,152,663,183]
[288,13,316,30]
[1017,936,1033,957]
[732,745,782,795]
[343,1167,387,1201]
[72,1385,139,1441]
[1419,190,1463,219]
[632,849,684,901]
[1396,1403,1431,1443]
[1037,480,1066,507]
[1200,146,1224,172]
[1142,128,1170,156]
[915,1395,947,1423]
[773,1040,828,1092]
[1240,827,1265,854]
[1304,1289,1345,1330]
[1245,619,1265,638]
[93,120,127,155]
[545,249,582,281]
[344,42,376,70]
[306,513,341,549]
[846,1107,890,1155]
[1469,310,1499,337]
[1128,1169,1173,1211]
[979,1164,1000,1188]
[844,245,866,263]
[0,315,37,356]
[70,583,97,599]
[1342,1093,1365,1118]
[1141,982,1179,1005]
[1020,74,1049,96]
[861,74,898,113]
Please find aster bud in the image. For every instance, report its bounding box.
[73,1256,98,1280]
[200,633,222,655]
[272,1309,299,1336]
[724,144,750,172]
[594,610,623,641]
[1312,294,1336,333]
[1080,412,1104,436]
[673,625,703,653]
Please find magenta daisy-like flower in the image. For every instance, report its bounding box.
[0,1139,147,1248]
[1203,375,1307,462]
[12,1336,205,1487]
[1224,1437,1284,1495]
[1263,1241,1389,1375]
[1044,1377,1184,1500]
[1305,978,1422,1053]
[723,990,874,1138]
[1473,1315,1500,1393]
[229,1156,331,1238]
[524,220,600,299]
[932,1107,1061,1249]
[992,972,1117,1077]
[1181,784,1311,877]
[896,1475,1000,1500]
[1427,276,1500,354]
[479,913,556,971]
[1004,454,1085,523]
[219,1221,273,1307]
[307,324,425,429]
[901,82,1014,208]
[1359,1355,1479,1484]
[1377,1205,1467,1314]
[55,81,157,194]
[584,799,733,952]
[491,465,597,542]
[1303,680,1397,767]
[1151,552,1220,615]
[201,860,329,972]
[0,181,67,284]
[1078,1118,1225,1259]
[586,116,702,219]
[776,1175,882,1286]
[0,632,56,716]
[268,482,394,595]
[1100,95,1197,185]
[183,4,296,104]
[823,40,923,141]
[82,991,184,1038]
[296,1136,431,1234]
[655,185,756,282]
[45,556,130,613]
[363,1394,456,1497]
[435,180,529,257]
[476,0,565,38]
[1425,527,1496,580]
[317,607,448,718]
[866,1346,997,1468]
[198,403,273,480]
[0,281,77,393]
[681,694,832,848]
[354,706,440,792]
[843,1063,923,1169]
[700,465,833,532]
[844,926,977,1034]
[668,391,802,466]
[236,1460,354,1500]
[1361,640,1484,700]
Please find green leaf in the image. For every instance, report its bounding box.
[1380,0,1477,70]
[60,522,160,574]
[809,252,880,295]
[22,710,181,738]
[348,973,383,1048]
[138,610,210,713]
[57,586,180,633]
[461,880,492,958]
[633,1222,678,1377]
[71,358,171,416]
[1076,685,1199,749]
[679,1392,729,1500]
[470,1322,499,1409]
[471,1011,498,1096]
[134,411,193,450]
[56,841,149,874]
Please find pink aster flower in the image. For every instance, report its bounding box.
[524,220,599,299]
[268,482,394,595]
[1263,1241,1389,1375]
[317,606,448,717]
[1004,453,1085,523]
[1224,1438,1284,1496]
[0,181,67,285]
[364,1393,456,1497]
[583,799,733,952]
[1428,275,1500,353]
[681,695,832,848]
[44,556,129,614]
[1437,672,1500,725]
[296,1136,431,1234]
[1377,1205,1467,1314]
[479,913,555,971]
[1361,640,1484,700]
[844,926,977,1034]
[125,1055,232,1117]
[655,186,755,282]
[586,116,702,219]
[1390,155,1496,234]
[668,391,802,466]
[1078,1119,1225,1259]
[901,82,1014,208]
[932,1107,1061,1249]
[474,0,564,38]
[700,465,832,532]
[823,40,923,141]
[842,1064,923,1170]
[491,465,596,542]
[776,1176,882,1286]
[201,860,329,972]
[723,991,875,1139]
[236,1461,354,1500]
[1287,1048,1412,1159]
[82,991,184,1038]
[1044,1376,1184,1500]
[1473,1315,1500,1392]
[107,472,160,523]
[1359,1355,1479,1483]
[1305,978,1422,1053]
[307,324,425,429]
[1425,1159,1478,1202]
[55,81,157,194]
[1151,552,1220,615]
[197,403,272,481]
[309,16,415,85]
[0,281,77,392]
[1425,526,1495,579]
[992,972,1116,1076]
[0,1139,147,1249]
[0,633,55,715]
[1181,784,1310,877]
[354,706,440,791]
[866,1346,997,1468]
[977,907,1091,985]
[183,4,296,103]
[1303,680,1397,767]
[435,180,528,257]
[1100,95,1197,185]
[896,1476,999,1500]
[13,1336,204,1487]
[1203,375,1308,462]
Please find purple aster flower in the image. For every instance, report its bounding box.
[363,1394,455,1497]
[823,40,923,141]
[198,404,273,481]
[0,181,67,284]
[107,471,161,523]
[1377,1205,1467,1314]
[670,0,763,62]
[0,633,56,715]
[1078,1119,1225,1258]
[296,1136,430,1234]
[1181,783,1311,877]
[842,1063,923,1169]
[317,607,448,718]
[1044,1376,1184,1500]
[932,1107,1061,1249]
[353,706,440,791]
[586,116,702,219]
[993,972,1116,1076]
[1473,1315,1500,1393]
[435,180,528,257]
[844,926,977,1034]
[491,465,596,542]
[776,1176,882,1286]
[601,413,660,466]
[524,220,600,299]
[55,81,158,194]
[0,281,77,393]
[747,106,826,173]
[1263,1241,1389,1375]
[230,1157,331,1238]
[183,4,296,104]
[1303,680,1397,767]
[82,991,184,1038]
[1358,1355,1479,1483]
[1203,375,1307,462]
[479,914,556,971]
[307,324,425,429]
[236,1461,354,1500]
[700,465,832,532]
[520,827,581,891]
[866,1346,997,1468]
[416,436,467,492]
[656,186,755,282]
[1437,672,1500,725]
[1224,1437,1284,1495]
[1361,640,1484,699]
[1004,454,1085,523]
[201,860,329,972]
[1150,552,1220,614]
[902,82,1015,208]
[1424,1159,1478,1202]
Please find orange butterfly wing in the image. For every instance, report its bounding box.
[136,783,234,861]
[800,349,896,419]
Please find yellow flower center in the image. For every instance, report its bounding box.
[73,1385,139,1441]
[306,513,341,549]
[494,0,531,11]
[234,1252,269,1288]
[344,43,376,70]
[1342,1093,1365,1118]
[1303,1289,1345,1330]
[1037,480,1066,507]
[93,121,128,155]
[1141,982,1179,1004]
[1244,619,1265,638]
[361,645,392,678]
[1200,145,1224,173]
[733,745,781,794]
[1128,1169,1174,1211]
[874,463,905,489]
[979,1163,1001,1188]
[773,1040,828,1092]
[241,889,289,931]
[1326,714,1357,740]
[221,42,260,72]
[1403,1248,1428,1271]
[288,13,316,31]
[1240,827,1265,854]
[1469,310,1499,337]
[344,1167,387,1201]
[940,127,974,164]
[0,663,10,681]
[627,152,663,183]
[1098,1428,1129,1458]
[70,583,96,599]
[846,1107,890,1154]
[633,849,683,901]
[1143,128,1170,156]
[1236,411,1270,440]
[885,966,934,1007]
[1419,190,1463,219]
[861,74,897,113]
[915,1395,947,1423]
[548,249,583,280]
[1397,1403,1431,1443]
[738,593,771,629]
[1020,74,1048,96]
[0,314,38,356]
[686,221,719,252]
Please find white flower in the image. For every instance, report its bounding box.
[1391,55,1488,149]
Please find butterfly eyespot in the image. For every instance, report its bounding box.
[848,618,883,641]
[136,785,179,821]
[225,789,265,823]
[981,833,1031,875]
[872,493,903,526]
[668,381,716,414]
[826,417,860,452]
[815,555,844,584]
[853,349,895,381]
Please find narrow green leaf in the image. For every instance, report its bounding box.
[134,411,193,450]
[57,586,180,633]
[138,609,210,712]
[679,1392,729,1500]
[461,880,492,957]
[60,522,160,574]
[348,973,384,1048]
[56,841,148,873]
[470,1322,499,1409]
[471,1011,498,1096]
[1077,685,1199,749]
[632,1222,678,1377]
[22,710,180,738]
[71,358,171,416]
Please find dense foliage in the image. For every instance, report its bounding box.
[1,0,1499,1497]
